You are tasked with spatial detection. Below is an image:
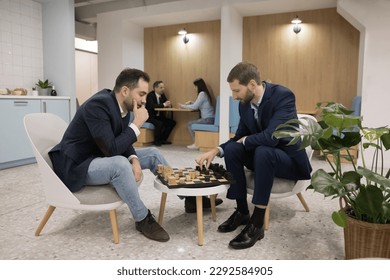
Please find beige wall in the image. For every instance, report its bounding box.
[243,8,360,113]
[75,50,98,105]
[143,8,359,144]
[144,20,221,145]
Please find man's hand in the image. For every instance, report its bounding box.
[163,100,171,107]
[130,158,143,182]
[195,148,220,169]
[132,99,149,128]
[236,136,246,143]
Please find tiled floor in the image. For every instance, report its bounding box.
[0,145,345,260]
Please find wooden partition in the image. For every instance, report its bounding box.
[143,8,360,145]
[144,21,221,145]
[243,8,360,114]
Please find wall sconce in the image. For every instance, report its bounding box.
[178,28,189,44]
[291,16,302,34]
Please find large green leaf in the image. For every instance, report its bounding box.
[311,169,346,197]
[332,210,347,228]
[273,117,324,150]
[355,185,384,223]
[381,129,390,150]
[357,167,390,188]
[341,171,361,187]
[323,113,361,132]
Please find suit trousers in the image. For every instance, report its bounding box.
[224,141,299,206]
[147,116,176,142]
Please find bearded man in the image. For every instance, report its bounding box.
[196,62,312,249]
[49,68,170,242]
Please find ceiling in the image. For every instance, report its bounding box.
[75,0,182,24]
[37,0,338,40]
[74,0,184,39]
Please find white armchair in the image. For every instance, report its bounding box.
[24,113,124,243]
[245,114,316,230]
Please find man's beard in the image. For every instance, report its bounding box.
[241,88,255,104]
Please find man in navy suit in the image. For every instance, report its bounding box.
[196,62,312,249]
[49,68,170,242]
[146,81,176,146]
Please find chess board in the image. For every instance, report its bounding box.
[156,163,235,189]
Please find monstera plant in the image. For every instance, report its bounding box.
[273,102,390,259]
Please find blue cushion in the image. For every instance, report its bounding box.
[192,96,220,132]
[191,123,219,132]
[129,112,155,130]
[229,97,240,133]
[351,96,361,116]
[142,122,155,130]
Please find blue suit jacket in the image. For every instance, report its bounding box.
[49,89,138,192]
[220,82,312,179]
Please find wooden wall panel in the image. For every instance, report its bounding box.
[243,8,360,114]
[144,21,220,145]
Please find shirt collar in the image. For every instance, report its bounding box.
[117,100,127,118]
[250,82,265,110]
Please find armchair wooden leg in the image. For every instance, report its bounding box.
[196,196,204,246]
[296,193,310,212]
[109,209,120,244]
[158,192,167,225]
[264,205,270,230]
[35,205,56,236]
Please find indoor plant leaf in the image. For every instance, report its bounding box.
[332,210,348,228]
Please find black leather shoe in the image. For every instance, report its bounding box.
[184,196,223,213]
[135,210,170,242]
[161,140,172,145]
[153,141,162,146]
[218,210,250,232]
[229,223,264,249]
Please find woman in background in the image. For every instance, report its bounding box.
[180,78,215,149]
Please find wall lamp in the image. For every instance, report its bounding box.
[178,28,189,44]
[291,16,302,34]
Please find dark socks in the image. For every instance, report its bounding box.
[236,199,249,215]
[251,207,266,229]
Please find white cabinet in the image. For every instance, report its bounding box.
[0,96,70,169]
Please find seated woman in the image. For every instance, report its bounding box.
[179,78,215,149]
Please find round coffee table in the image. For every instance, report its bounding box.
[154,177,229,246]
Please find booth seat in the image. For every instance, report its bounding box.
[193,96,238,151]
[229,97,240,134]
[193,96,220,151]
[129,113,155,147]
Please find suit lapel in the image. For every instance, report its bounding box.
[242,104,257,133]
[257,84,272,131]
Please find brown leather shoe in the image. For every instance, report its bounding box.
[184,196,223,213]
[135,210,170,242]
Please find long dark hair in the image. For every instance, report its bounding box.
[193,78,212,101]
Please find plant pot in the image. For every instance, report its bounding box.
[37,87,51,96]
[344,215,390,259]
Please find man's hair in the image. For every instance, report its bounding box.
[153,80,163,89]
[113,68,150,93]
[227,62,261,85]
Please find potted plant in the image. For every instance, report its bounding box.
[272,102,390,259]
[35,79,52,96]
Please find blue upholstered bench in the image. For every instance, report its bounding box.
[193,96,239,151]
[129,113,155,146]
[229,97,240,134]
